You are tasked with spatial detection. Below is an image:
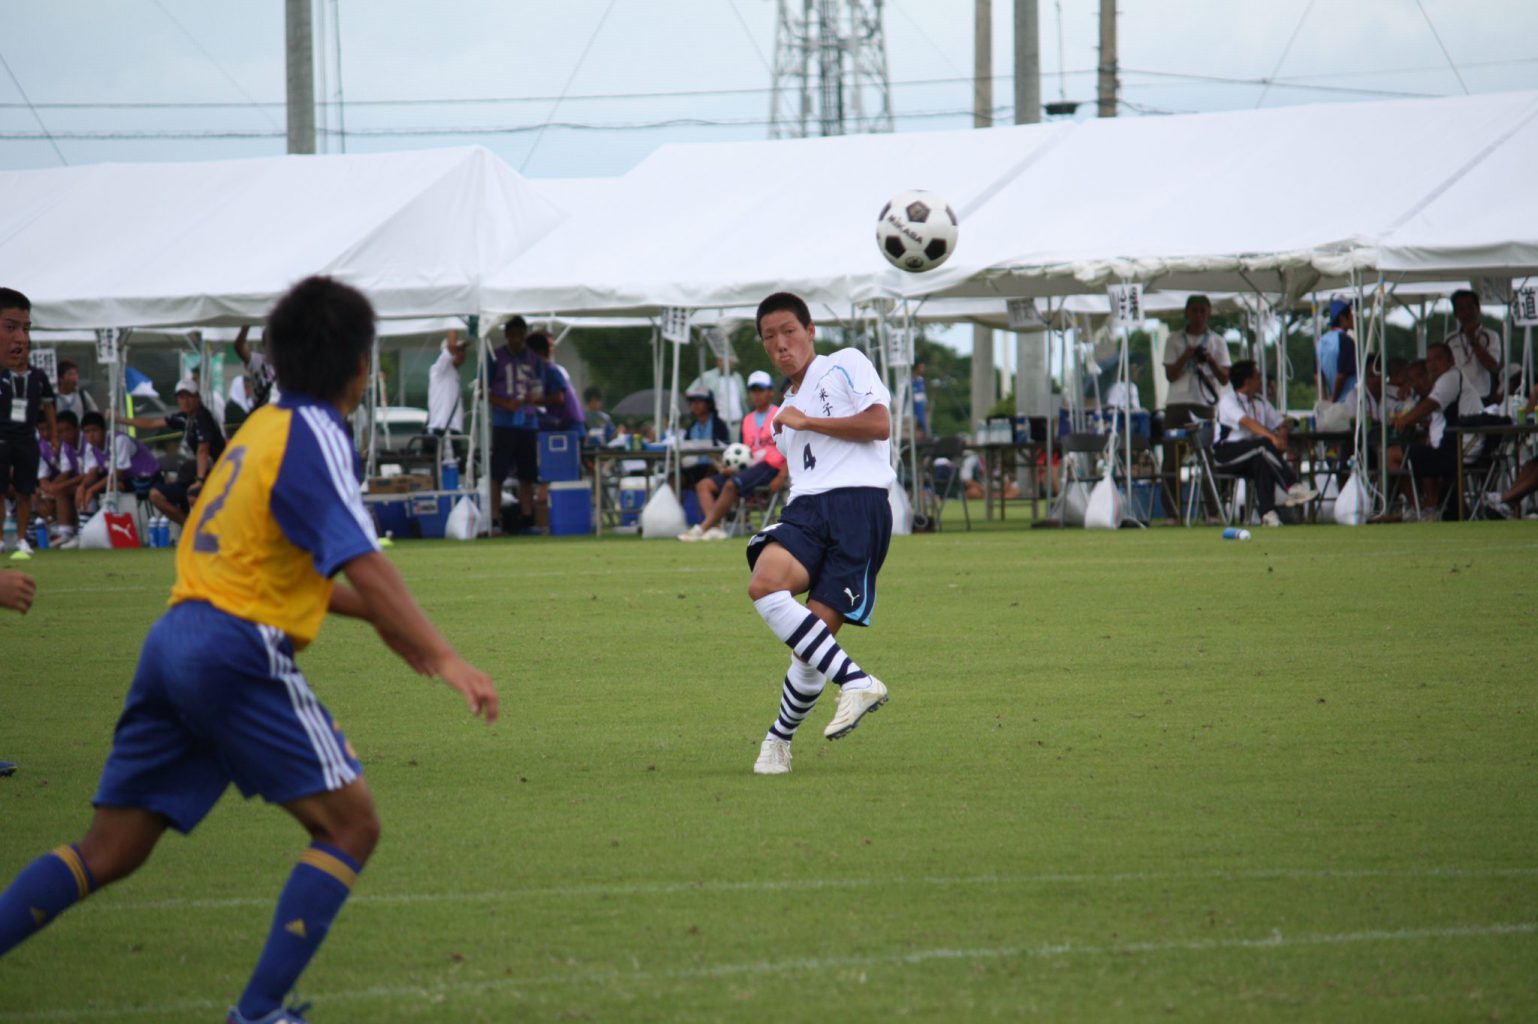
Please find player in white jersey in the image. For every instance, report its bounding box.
[744,293,896,775]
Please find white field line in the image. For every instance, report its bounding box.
[84,865,1538,913]
[2,920,1532,1021]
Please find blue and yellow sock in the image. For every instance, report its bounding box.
[237,843,362,1020]
[0,844,98,956]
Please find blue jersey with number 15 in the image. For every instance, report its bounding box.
[170,394,379,649]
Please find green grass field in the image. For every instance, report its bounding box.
[1,522,1535,1022]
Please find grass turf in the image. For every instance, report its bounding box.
[0,522,1534,1022]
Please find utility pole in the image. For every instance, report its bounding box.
[1013,0,1050,426]
[971,0,995,434]
[1097,0,1117,118]
[285,0,316,154]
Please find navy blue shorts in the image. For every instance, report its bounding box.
[94,601,363,834]
[746,487,891,627]
[711,460,780,496]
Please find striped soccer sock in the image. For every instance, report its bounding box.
[237,843,363,1020]
[768,657,827,742]
[752,591,870,690]
[0,844,98,956]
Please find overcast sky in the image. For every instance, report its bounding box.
[3,0,1536,178]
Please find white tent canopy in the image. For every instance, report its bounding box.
[483,91,1538,318]
[1,146,566,329]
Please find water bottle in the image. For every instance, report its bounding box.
[155,515,170,549]
[148,514,162,548]
[32,517,48,550]
[1222,527,1251,541]
[2,511,15,551]
[442,458,460,492]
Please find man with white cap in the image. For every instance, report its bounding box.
[122,377,227,525]
[681,369,787,541]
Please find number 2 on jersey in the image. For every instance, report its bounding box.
[191,445,247,553]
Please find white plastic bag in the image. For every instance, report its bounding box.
[1084,473,1123,530]
[888,482,913,535]
[444,496,480,541]
[1334,471,1368,526]
[1314,399,1353,432]
[640,482,688,539]
[78,510,113,550]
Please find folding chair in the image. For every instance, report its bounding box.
[727,482,785,537]
[923,435,971,531]
[1192,420,1256,526]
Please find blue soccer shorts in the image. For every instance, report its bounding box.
[746,486,892,627]
[94,600,363,833]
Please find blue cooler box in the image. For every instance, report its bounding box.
[413,493,451,539]
[539,430,582,482]
[548,480,592,535]
[618,477,647,527]
[373,498,411,539]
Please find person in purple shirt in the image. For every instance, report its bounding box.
[526,332,585,433]
[37,410,82,541]
[486,317,546,533]
[74,411,162,517]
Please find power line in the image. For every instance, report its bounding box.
[1255,0,1318,108]
[0,45,66,164]
[1413,0,1469,96]
[521,0,619,172]
[144,0,279,129]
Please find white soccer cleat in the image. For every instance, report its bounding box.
[701,526,729,541]
[753,737,792,775]
[677,524,704,542]
[824,677,889,740]
[1260,510,1282,528]
[1282,484,1318,507]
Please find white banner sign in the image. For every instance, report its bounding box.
[94,328,120,365]
[1107,283,1145,326]
[1006,298,1046,329]
[28,348,57,386]
[660,307,691,345]
[1513,286,1538,326]
[885,327,913,369]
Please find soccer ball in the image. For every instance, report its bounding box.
[722,442,753,470]
[876,189,959,273]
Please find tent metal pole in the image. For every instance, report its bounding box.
[106,336,125,508]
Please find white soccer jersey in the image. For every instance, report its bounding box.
[775,348,895,503]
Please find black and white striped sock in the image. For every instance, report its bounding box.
[768,658,826,742]
[753,591,869,689]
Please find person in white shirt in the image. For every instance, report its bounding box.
[426,329,468,434]
[1213,360,1316,527]
[1443,289,1503,404]
[743,293,895,776]
[232,326,278,411]
[1393,341,1485,518]
[1162,295,1231,427]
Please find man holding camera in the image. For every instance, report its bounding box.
[1162,294,1231,428]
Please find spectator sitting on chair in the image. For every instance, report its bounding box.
[73,411,163,522]
[1483,382,1538,518]
[680,388,731,489]
[1162,294,1231,428]
[1444,288,1503,404]
[1213,360,1317,528]
[37,410,82,541]
[1390,341,1484,521]
[584,386,615,445]
[121,378,226,526]
[680,370,788,541]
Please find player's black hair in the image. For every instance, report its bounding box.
[1184,294,1211,311]
[81,411,106,431]
[583,385,603,403]
[526,331,552,357]
[1450,288,1479,308]
[265,276,375,405]
[502,315,528,338]
[58,359,77,375]
[0,287,30,314]
[756,292,811,334]
[56,410,79,427]
[1427,341,1453,361]
[1229,359,1258,389]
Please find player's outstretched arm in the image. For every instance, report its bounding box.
[774,404,889,442]
[334,551,499,724]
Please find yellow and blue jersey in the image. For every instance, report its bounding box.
[170,395,379,649]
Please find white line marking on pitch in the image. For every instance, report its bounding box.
[82,865,1538,913]
[1,921,1531,1021]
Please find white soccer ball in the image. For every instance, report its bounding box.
[722,442,753,470]
[876,189,959,273]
